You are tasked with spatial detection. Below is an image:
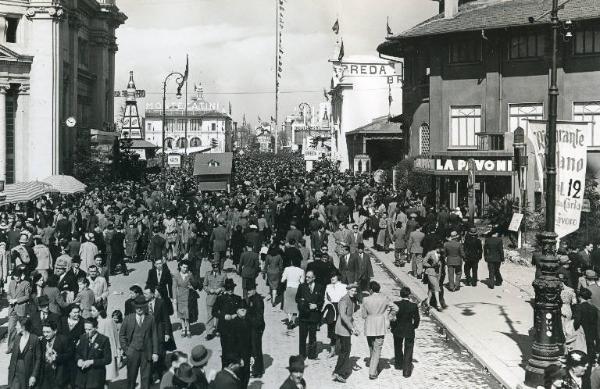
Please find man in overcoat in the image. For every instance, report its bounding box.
[390,287,420,377]
[75,318,112,389]
[295,270,325,359]
[361,281,393,379]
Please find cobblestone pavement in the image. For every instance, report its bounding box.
[0,253,503,389]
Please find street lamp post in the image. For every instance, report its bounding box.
[524,0,563,386]
[162,71,185,170]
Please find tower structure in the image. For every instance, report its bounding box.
[121,71,143,139]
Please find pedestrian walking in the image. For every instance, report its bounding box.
[119,295,159,389]
[407,225,425,279]
[484,230,505,289]
[240,243,260,299]
[361,280,393,379]
[173,260,200,337]
[6,266,31,354]
[444,231,465,291]
[324,271,346,357]
[296,269,325,360]
[74,318,112,389]
[204,260,226,340]
[212,278,243,367]
[332,283,360,383]
[391,287,420,377]
[463,227,483,286]
[90,302,121,386]
[263,244,283,305]
[246,282,265,378]
[38,320,72,389]
[349,243,373,303]
[281,258,304,329]
[7,317,41,389]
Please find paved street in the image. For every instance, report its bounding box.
[0,245,502,389]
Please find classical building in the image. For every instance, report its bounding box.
[283,102,332,151]
[378,0,600,213]
[144,92,233,154]
[0,0,126,183]
[328,54,403,171]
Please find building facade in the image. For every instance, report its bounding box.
[144,96,233,154]
[0,0,126,183]
[329,54,403,171]
[283,102,332,151]
[378,0,600,213]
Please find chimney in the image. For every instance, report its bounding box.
[445,0,458,18]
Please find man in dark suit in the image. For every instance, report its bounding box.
[39,320,73,389]
[66,256,87,287]
[310,225,328,255]
[145,258,173,311]
[575,288,599,363]
[246,282,265,378]
[119,295,159,389]
[348,244,374,302]
[31,295,60,337]
[484,230,505,289]
[240,244,260,299]
[390,287,420,377]
[144,286,175,383]
[74,318,112,389]
[279,355,307,389]
[212,278,243,367]
[296,270,325,360]
[56,264,78,296]
[244,224,262,253]
[210,221,228,268]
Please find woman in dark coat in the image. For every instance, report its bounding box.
[8,317,41,389]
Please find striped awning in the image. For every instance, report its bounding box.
[43,175,87,194]
[0,181,59,205]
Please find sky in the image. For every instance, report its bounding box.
[114,0,438,126]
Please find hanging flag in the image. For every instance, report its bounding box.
[386,17,393,36]
[183,54,189,81]
[338,40,345,61]
[323,88,329,101]
[271,116,276,122]
[388,84,393,104]
[228,101,232,115]
[332,19,339,34]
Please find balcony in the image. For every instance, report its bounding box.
[476,132,504,151]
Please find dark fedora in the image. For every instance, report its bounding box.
[133,295,148,307]
[287,355,306,373]
[173,363,196,384]
[189,345,212,367]
[37,295,50,307]
[224,278,236,291]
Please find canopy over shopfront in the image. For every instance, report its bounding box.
[43,175,87,194]
[0,181,58,205]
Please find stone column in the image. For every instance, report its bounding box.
[0,84,8,182]
[14,84,30,182]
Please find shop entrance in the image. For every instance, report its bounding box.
[438,176,512,217]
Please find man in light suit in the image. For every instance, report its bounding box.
[361,281,393,379]
[333,283,359,383]
[390,287,420,377]
[119,295,159,389]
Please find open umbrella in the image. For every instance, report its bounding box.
[0,181,58,205]
[43,175,87,194]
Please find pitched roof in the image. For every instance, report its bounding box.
[129,139,159,149]
[193,152,233,176]
[345,116,402,135]
[388,0,600,40]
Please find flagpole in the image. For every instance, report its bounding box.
[274,0,279,154]
[184,54,189,157]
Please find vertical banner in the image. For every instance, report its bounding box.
[467,158,476,222]
[526,120,546,192]
[526,120,590,238]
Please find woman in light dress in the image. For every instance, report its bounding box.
[90,303,120,387]
[281,257,304,329]
[172,260,200,337]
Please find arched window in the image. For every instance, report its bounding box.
[176,138,188,149]
[190,137,201,147]
[165,137,174,149]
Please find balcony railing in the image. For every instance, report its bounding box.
[476,133,504,151]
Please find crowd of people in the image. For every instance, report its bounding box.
[2,151,600,388]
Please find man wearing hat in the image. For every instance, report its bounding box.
[246,281,265,378]
[188,345,211,387]
[245,224,262,254]
[296,270,325,360]
[280,355,307,389]
[579,269,599,292]
[333,283,360,383]
[119,295,159,389]
[30,295,60,337]
[212,278,243,367]
[444,231,465,292]
[6,266,31,353]
[463,228,482,287]
[11,234,36,275]
[484,229,505,289]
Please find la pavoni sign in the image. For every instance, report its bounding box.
[414,157,513,173]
